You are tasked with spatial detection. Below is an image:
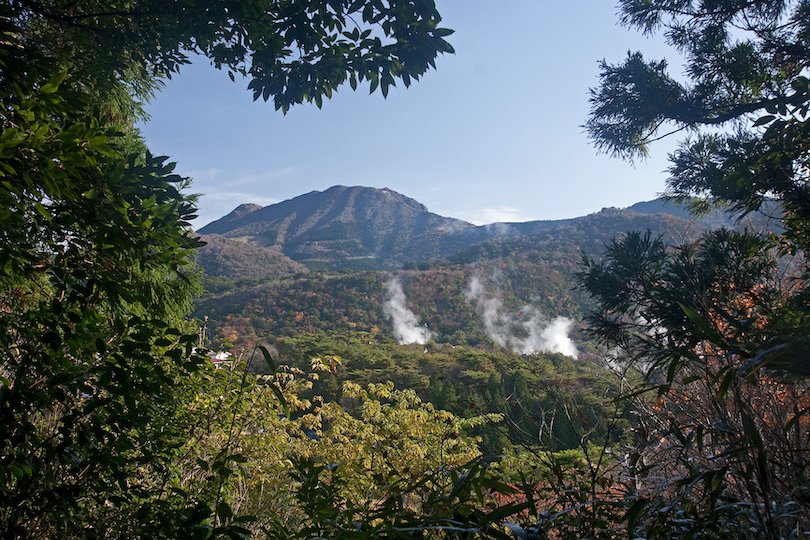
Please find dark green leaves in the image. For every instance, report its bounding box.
[588,1,810,257]
[258,344,290,418]
[586,52,688,160]
[0,15,208,535]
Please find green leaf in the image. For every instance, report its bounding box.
[785,405,810,433]
[40,71,67,94]
[34,202,50,219]
[258,345,277,373]
[484,500,532,524]
[626,497,649,531]
[8,465,25,480]
[716,368,735,399]
[217,500,233,522]
[270,383,290,419]
[678,302,726,345]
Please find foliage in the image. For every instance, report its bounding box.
[194,201,785,356]
[586,0,810,251]
[494,447,628,540]
[197,234,308,292]
[274,456,524,539]
[1,0,456,536]
[272,331,629,454]
[0,18,208,535]
[9,0,455,114]
[582,2,810,537]
[193,214,671,350]
[12,0,810,537]
[177,352,529,538]
[580,230,809,537]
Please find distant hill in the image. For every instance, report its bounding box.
[626,198,783,231]
[195,206,716,347]
[196,234,308,291]
[194,186,786,349]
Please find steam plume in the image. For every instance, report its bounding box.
[466,275,578,358]
[383,277,433,345]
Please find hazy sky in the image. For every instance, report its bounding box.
[142,2,682,229]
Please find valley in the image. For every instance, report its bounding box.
[195,185,777,353]
[192,185,786,466]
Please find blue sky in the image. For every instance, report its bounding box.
[141,2,681,228]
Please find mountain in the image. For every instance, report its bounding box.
[198,185,474,269]
[194,186,784,350]
[199,186,779,271]
[195,208,704,346]
[626,198,783,231]
[213,202,264,225]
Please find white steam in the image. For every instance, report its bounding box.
[465,275,578,358]
[383,277,433,345]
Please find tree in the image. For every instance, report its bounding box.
[582,2,810,536]
[587,0,810,252]
[0,1,454,536]
[0,50,208,537]
[585,0,810,377]
[7,0,454,113]
[580,230,809,537]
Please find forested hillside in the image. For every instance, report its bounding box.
[196,194,779,352]
[271,332,629,453]
[197,234,308,292]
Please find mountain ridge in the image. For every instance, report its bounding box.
[198,185,780,271]
[194,186,784,351]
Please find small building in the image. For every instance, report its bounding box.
[208,351,232,369]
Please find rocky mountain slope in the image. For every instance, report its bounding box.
[199,185,474,268]
[194,186,784,349]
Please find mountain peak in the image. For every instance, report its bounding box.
[197,185,472,268]
[319,185,429,212]
[199,203,263,235]
[195,188,783,271]
[232,203,262,216]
